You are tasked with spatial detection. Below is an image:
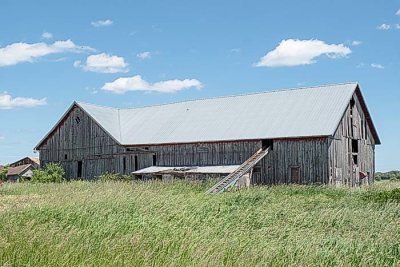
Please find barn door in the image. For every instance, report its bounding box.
[290,166,300,183]
[77,161,83,178]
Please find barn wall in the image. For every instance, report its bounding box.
[328,92,375,186]
[38,106,265,180]
[38,105,125,179]
[150,141,261,166]
[257,138,329,185]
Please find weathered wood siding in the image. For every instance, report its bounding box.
[328,92,375,186]
[39,105,125,179]
[257,138,329,185]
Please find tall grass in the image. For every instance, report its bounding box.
[0,180,399,266]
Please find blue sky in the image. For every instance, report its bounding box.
[0,0,399,171]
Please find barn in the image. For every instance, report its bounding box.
[35,82,380,187]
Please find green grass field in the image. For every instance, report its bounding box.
[1,180,399,266]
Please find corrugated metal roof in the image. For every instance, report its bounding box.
[77,82,359,145]
[132,165,240,174]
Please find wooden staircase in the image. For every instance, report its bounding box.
[205,146,270,194]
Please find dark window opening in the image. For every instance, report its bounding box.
[153,154,157,166]
[290,166,300,183]
[64,154,68,160]
[123,157,126,173]
[134,155,138,171]
[262,139,273,150]
[75,116,81,124]
[77,161,82,178]
[352,139,359,153]
[352,155,358,165]
[350,97,355,109]
[364,121,368,140]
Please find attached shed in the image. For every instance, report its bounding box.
[35,82,380,186]
[132,165,240,181]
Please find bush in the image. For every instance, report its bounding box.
[98,172,132,182]
[375,171,400,181]
[31,163,65,183]
[0,165,9,182]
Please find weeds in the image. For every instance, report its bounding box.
[0,180,399,266]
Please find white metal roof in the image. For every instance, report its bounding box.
[36,82,380,149]
[77,82,358,145]
[132,165,241,174]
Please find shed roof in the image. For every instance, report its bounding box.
[132,165,241,175]
[35,82,380,148]
[7,164,33,176]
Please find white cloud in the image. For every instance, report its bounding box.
[377,24,391,30]
[137,51,151,60]
[0,93,47,109]
[0,40,94,67]
[42,32,53,39]
[230,48,241,53]
[255,39,351,67]
[370,63,384,69]
[91,19,113,27]
[74,53,129,73]
[395,24,400,29]
[351,40,362,46]
[396,9,400,15]
[102,75,203,94]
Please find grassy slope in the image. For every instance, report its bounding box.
[0,181,399,267]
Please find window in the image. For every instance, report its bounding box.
[75,116,81,124]
[64,154,68,160]
[350,97,355,109]
[352,139,358,153]
[290,167,300,183]
[77,161,82,178]
[364,121,368,140]
[153,154,157,166]
[262,139,273,150]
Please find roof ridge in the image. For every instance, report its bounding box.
[76,81,358,111]
[76,101,119,110]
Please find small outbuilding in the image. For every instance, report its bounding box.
[4,157,40,182]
